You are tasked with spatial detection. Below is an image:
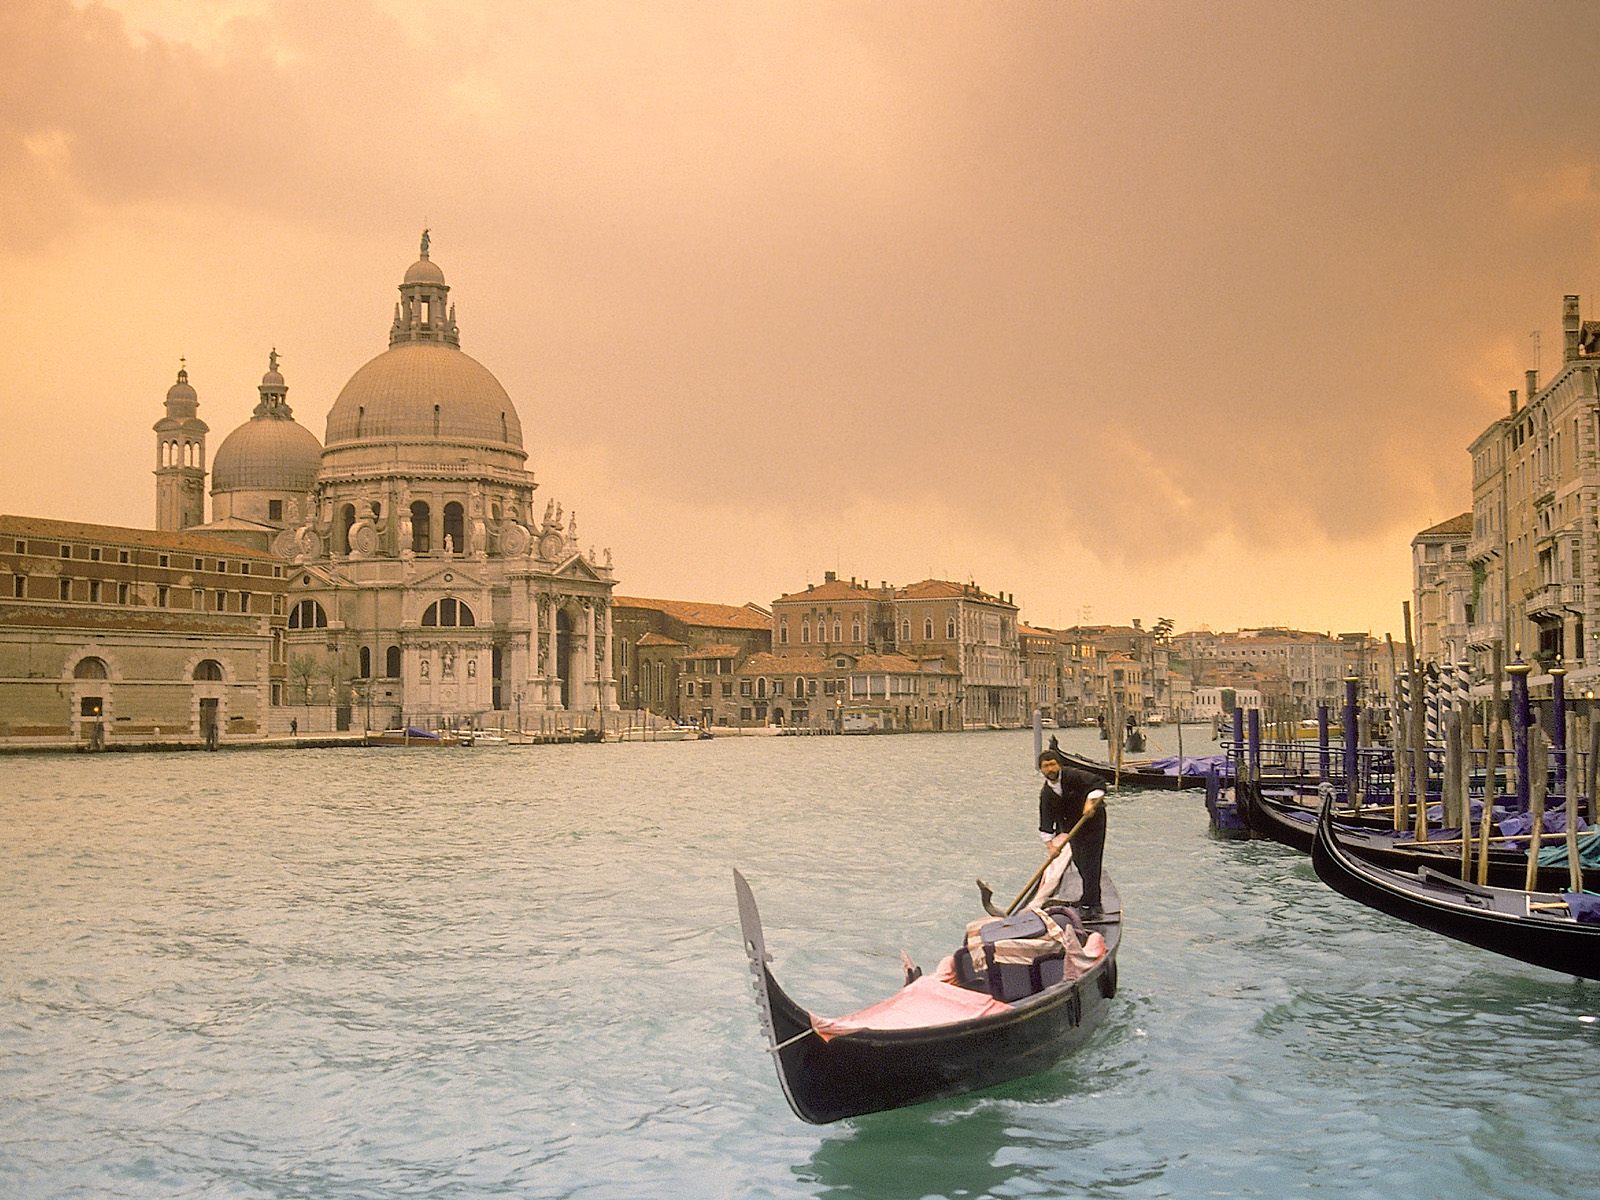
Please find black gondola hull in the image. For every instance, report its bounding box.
[1310,799,1600,980]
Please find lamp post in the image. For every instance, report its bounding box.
[514,690,523,742]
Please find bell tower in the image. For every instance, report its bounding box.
[154,360,208,530]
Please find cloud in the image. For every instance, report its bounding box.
[8,1,1600,635]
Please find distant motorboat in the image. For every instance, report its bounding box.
[613,724,703,742]
[367,726,464,747]
[464,732,507,747]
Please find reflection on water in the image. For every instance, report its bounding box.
[3,726,1599,1199]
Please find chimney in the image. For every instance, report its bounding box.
[824,571,836,584]
[1509,388,1519,417]
[1525,369,1539,402]
[1565,295,1581,362]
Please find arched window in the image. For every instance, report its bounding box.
[410,501,431,554]
[289,599,328,629]
[73,656,109,679]
[801,621,810,643]
[901,619,911,641]
[794,677,805,697]
[443,502,465,553]
[385,645,401,677]
[832,621,842,642]
[193,659,223,681]
[851,619,862,643]
[947,618,957,639]
[757,677,768,699]
[339,504,356,554]
[779,619,788,645]
[421,598,475,627]
[358,646,371,677]
[924,617,934,640]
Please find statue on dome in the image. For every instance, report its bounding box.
[421,228,430,257]
[269,347,279,372]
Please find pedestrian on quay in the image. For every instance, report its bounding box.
[1036,748,1108,917]
[290,718,298,737]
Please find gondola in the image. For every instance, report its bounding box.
[1051,747,1219,792]
[1311,797,1600,980]
[1238,781,1600,891]
[733,865,1122,1123]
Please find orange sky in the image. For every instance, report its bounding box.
[7,0,1600,637]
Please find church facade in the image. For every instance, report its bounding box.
[165,235,619,732]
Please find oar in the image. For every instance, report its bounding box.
[1005,808,1097,916]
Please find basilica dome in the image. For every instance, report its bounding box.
[211,353,322,493]
[323,341,524,449]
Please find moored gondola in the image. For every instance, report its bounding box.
[1239,781,1600,891]
[733,866,1122,1123]
[1052,748,1220,791]
[1311,797,1600,980]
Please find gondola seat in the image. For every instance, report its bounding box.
[953,907,1104,1002]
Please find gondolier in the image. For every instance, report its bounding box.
[1039,748,1108,916]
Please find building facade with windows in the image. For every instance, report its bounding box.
[769,573,1027,728]
[0,515,287,744]
[1412,513,1473,666]
[685,649,960,731]
[1467,295,1600,689]
[611,596,772,721]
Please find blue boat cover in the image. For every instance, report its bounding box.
[1147,754,1232,776]
[1561,893,1600,924]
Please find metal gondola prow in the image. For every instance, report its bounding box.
[733,869,778,1050]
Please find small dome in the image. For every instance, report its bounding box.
[324,341,523,448]
[261,368,286,388]
[167,368,196,403]
[212,414,323,493]
[404,256,446,286]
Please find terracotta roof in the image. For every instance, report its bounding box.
[740,651,832,673]
[853,653,955,674]
[635,632,685,647]
[772,579,882,603]
[895,578,1013,605]
[613,595,771,630]
[1415,512,1473,539]
[2,514,278,560]
[682,643,740,659]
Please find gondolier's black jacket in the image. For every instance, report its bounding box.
[1039,763,1108,839]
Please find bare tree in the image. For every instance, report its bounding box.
[288,655,317,704]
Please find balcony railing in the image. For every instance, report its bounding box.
[1525,582,1567,618]
[1467,621,1504,650]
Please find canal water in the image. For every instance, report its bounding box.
[3,726,1596,1199]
